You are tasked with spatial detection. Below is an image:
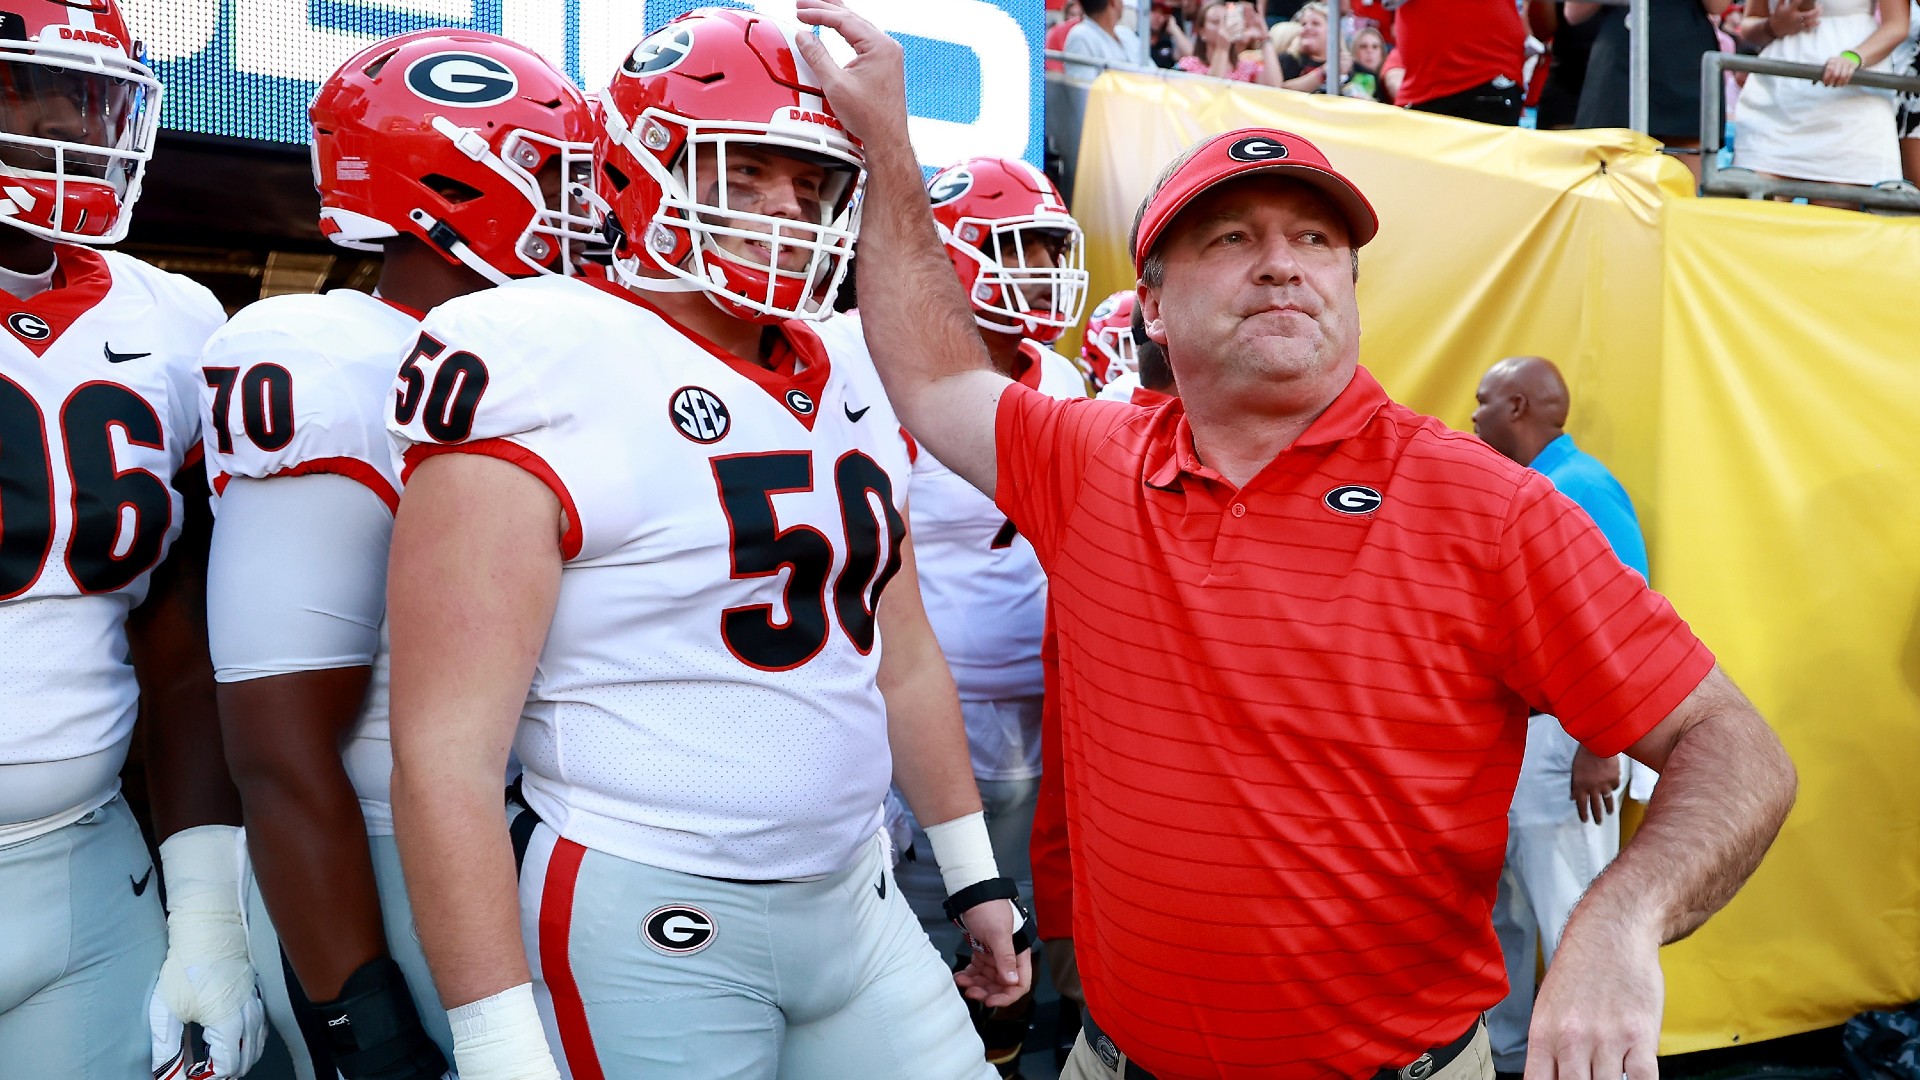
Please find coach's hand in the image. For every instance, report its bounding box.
[954,900,1033,1008]
[1523,908,1662,1080]
[793,0,910,147]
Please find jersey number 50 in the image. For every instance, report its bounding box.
[713,451,906,672]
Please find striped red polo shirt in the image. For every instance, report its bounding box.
[994,366,1714,1079]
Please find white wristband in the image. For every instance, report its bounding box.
[925,810,999,897]
[448,983,562,1080]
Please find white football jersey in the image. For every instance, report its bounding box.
[0,248,224,769]
[909,340,1085,706]
[199,289,418,832]
[392,276,913,881]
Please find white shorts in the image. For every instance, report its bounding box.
[517,817,996,1080]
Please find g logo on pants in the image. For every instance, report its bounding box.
[643,904,716,954]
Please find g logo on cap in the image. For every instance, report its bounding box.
[1227,136,1290,163]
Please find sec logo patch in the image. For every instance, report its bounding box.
[1323,485,1383,515]
[670,386,730,444]
[643,904,715,954]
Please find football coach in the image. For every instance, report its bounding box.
[795,4,1797,1079]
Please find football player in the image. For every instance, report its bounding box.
[1094,293,1176,407]
[0,2,265,1077]
[1081,289,1135,394]
[196,30,594,1080]
[383,10,1028,1080]
[903,154,1088,1077]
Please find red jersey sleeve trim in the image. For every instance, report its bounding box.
[403,439,583,560]
[268,457,401,516]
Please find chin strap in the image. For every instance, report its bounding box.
[408,208,515,287]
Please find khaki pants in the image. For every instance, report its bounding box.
[1061,1021,1494,1080]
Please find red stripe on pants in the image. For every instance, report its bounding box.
[540,838,605,1080]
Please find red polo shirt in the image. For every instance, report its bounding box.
[993,367,1713,1079]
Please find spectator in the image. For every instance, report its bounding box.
[1177,0,1283,84]
[1350,25,1394,101]
[1045,3,1083,74]
[1062,0,1143,80]
[1380,37,1409,102]
[1527,2,1603,129]
[1351,2,1397,43]
[1149,0,1194,67]
[1264,0,1307,22]
[1278,2,1353,91]
[1395,0,1529,124]
[1900,3,1920,183]
[1268,18,1302,57]
[1732,0,1911,200]
[1471,355,1651,1078]
[1569,0,1733,180]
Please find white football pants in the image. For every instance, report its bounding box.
[517,820,996,1080]
[0,796,166,1079]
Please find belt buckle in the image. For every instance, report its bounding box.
[1399,1052,1436,1080]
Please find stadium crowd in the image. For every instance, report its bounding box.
[1052,0,1920,198]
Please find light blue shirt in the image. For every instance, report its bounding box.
[1529,433,1649,580]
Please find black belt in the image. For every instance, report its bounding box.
[1081,1011,1483,1080]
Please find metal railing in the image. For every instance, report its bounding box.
[1700,52,1920,212]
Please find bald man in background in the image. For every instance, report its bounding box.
[1471,355,1656,1078]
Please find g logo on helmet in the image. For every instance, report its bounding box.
[1090,295,1119,320]
[642,905,715,955]
[1226,136,1290,163]
[928,166,973,207]
[403,52,520,108]
[625,25,697,77]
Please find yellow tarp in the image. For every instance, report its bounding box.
[1071,68,1920,1051]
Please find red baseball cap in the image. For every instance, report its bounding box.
[1132,128,1380,276]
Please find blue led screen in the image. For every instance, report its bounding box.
[133,1,1044,169]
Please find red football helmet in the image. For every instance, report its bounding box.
[1080,290,1137,389]
[929,156,1088,344]
[309,30,597,284]
[0,0,162,245]
[596,9,864,323]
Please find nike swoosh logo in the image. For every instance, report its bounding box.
[131,868,152,896]
[845,403,871,422]
[104,345,150,364]
[875,873,888,900]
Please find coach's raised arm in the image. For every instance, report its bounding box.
[795,0,1011,496]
